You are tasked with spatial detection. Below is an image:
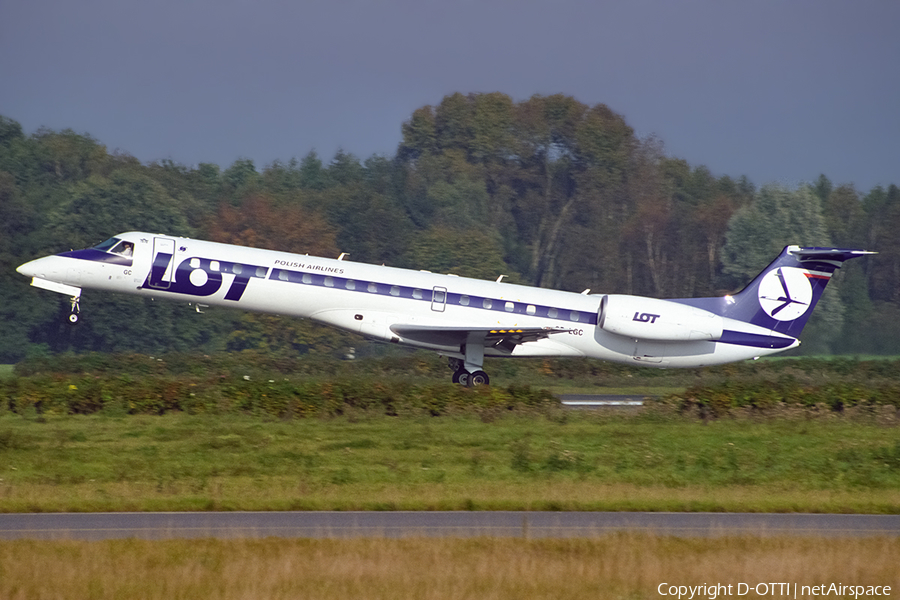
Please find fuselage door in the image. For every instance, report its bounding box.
[431,286,447,312]
[148,237,176,289]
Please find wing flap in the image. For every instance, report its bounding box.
[389,324,572,348]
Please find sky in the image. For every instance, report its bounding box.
[1,0,898,192]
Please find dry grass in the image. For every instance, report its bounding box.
[0,534,897,599]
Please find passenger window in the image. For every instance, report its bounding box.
[460,295,470,306]
[571,312,580,322]
[483,299,492,309]
[190,258,201,269]
[390,286,400,297]
[526,305,536,315]
[210,261,220,272]
[368,282,378,293]
[302,274,312,284]
[346,280,356,290]
[278,271,289,281]
[232,264,243,275]
[548,308,559,319]
[504,301,515,312]
[256,267,267,278]
[413,289,423,300]
[324,277,334,287]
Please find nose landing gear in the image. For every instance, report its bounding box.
[67,295,81,324]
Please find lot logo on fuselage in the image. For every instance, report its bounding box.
[143,254,267,301]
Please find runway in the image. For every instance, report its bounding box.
[2,511,898,540]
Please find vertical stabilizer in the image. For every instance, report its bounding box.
[714,247,874,339]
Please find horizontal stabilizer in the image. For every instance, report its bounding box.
[789,248,877,265]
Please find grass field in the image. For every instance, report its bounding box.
[2,410,899,513]
[2,356,898,597]
[1,535,897,599]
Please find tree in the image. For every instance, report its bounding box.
[326,149,364,187]
[862,185,900,304]
[31,128,110,183]
[222,158,260,200]
[2,109,895,359]
[208,194,338,257]
[298,151,327,190]
[403,227,515,282]
[44,170,192,251]
[822,184,865,248]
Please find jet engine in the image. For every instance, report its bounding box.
[598,295,724,341]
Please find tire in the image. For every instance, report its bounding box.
[468,370,489,386]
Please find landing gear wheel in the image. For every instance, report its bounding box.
[467,370,490,387]
[456,370,469,386]
[68,312,80,324]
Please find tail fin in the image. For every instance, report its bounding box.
[718,246,874,338]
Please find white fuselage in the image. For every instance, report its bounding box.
[17,232,796,368]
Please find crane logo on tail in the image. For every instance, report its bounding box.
[757,267,813,321]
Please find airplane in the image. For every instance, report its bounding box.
[16,232,874,386]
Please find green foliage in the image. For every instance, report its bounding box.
[722,184,833,282]
[0,368,556,418]
[55,170,193,240]
[403,226,514,280]
[668,380,900,417]
[0,104,896,363]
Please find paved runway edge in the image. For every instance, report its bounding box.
[2,512,899,540]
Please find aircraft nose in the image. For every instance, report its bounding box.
[16,256,55,279]
[16,259,39,278]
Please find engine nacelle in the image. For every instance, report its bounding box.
[598,295,724,341]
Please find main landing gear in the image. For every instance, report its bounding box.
[448,358,490,387]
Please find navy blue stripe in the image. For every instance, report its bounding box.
[717,330,796,349]
[270,268,598,326]
[60,249,133,267]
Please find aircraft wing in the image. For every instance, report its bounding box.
[389,324,573,349]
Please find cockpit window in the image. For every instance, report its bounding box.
[93,237,134,258]
[111,241,134,257]
[93,237,122,252]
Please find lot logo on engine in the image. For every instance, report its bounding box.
[632,312,660,323]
